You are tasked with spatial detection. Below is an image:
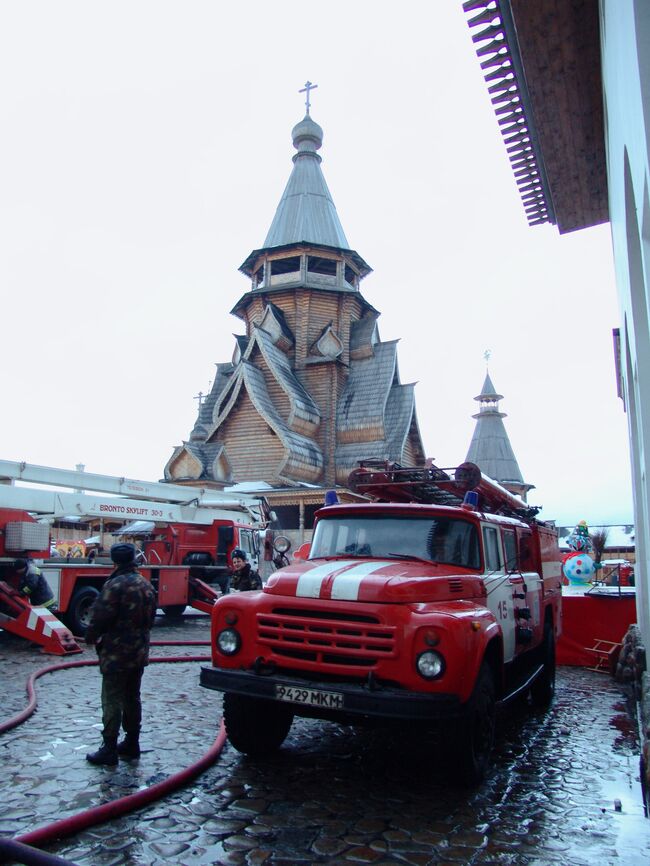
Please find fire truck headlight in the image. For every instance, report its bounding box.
[416,650,445,680]
[216,628,241,656]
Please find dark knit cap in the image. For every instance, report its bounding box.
[110,543,137,565]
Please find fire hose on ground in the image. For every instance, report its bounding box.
[0,642,227,866]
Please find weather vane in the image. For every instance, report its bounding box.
[299,80,318,115]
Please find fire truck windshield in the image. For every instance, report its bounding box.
[310,514,480,569]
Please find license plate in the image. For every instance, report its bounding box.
[275,684,344,709]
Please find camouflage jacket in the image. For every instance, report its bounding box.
[230,563,262,592]
[85,566,157,675]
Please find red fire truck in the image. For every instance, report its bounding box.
[200,460,562,783]
[0,460,273,644]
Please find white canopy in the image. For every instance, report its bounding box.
[111,520,155,536]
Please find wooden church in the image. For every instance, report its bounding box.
[164,103,426,532]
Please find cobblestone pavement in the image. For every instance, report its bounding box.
[1,613,650,866]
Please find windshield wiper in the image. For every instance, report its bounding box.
[387,553,434,563]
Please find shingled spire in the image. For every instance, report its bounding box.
[465,372,534,502]
[238,106,370,293]
[263,114,349,250]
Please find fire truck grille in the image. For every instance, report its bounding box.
[256,607,397,667]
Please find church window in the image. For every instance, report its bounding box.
[308,256,337,277]
[271,256,300,276]
[254,265,265,288]
[344,265,357,287]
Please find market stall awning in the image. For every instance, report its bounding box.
[111,520,155,536]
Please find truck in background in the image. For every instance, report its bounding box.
[0,460,273,639]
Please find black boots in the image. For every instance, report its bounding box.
[117,732,141,759]
[86,737,118,766]
[86,733,140,764]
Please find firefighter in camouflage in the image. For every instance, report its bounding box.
[85,543,157,766]
[230,548,263,591]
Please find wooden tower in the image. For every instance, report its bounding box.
[164,104,426,532]
[465,371,534,502]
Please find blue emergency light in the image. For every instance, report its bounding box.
[462,490,479,510]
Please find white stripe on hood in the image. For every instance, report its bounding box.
[296,560,394,599]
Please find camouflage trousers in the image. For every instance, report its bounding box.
[101,669,144,740]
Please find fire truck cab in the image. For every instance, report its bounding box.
[200,461,562,783]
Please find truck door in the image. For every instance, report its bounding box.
[237,528,258,569]
[516,528,544,643]
[482,523,516,662]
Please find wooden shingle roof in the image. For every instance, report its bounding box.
[350,312,379,358]
[337,341,399,440]
[239,362,323,478]
[190,363,234,442]
[249,326,321,428]
[385,383,419,456]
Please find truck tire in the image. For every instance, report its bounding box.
[161,605,186,618]
[182,552,213,566]
[66,586,100,636]
[453,662,496,786]
[223,693,294,756]
[530,622,556,708]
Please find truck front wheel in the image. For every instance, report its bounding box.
[223,693,294,756]
[66,586,100,636]
[453,662,496,785]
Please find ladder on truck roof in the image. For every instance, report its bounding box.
[0,459,270,526]
[347,460,540,521]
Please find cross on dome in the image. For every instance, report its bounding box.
[299,80,318,115]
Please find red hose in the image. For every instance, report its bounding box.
[16,721,226,848]
[0,655,210,735]
[0,837,77,865]
[1,648,227,852]
[1,659,97,735]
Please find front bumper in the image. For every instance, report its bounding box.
[200,665,461,722]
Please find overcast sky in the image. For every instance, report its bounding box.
[0,1,634,527]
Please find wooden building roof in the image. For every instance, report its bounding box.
[463,0,608,233]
